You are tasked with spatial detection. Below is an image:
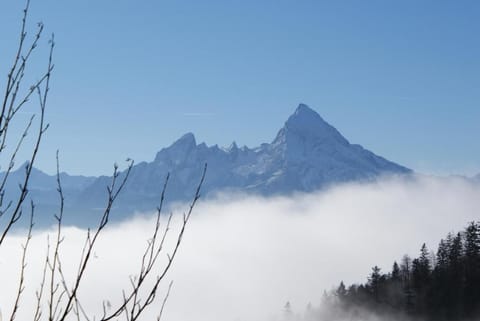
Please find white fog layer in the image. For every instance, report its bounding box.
[0,175,479,321]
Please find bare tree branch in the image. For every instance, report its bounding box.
[1,3,207,321]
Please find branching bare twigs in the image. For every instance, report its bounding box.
[100,164,207,321]
[41,160,206,321]
[8,201,35,321]
[0,0,54,246]
[0,1,54,315]
[1,2,207,321]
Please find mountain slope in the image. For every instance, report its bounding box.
[76,104,411,215]
[0,162,95,204]
[3,104,411,223]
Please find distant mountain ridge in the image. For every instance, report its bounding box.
[5,104,412,224]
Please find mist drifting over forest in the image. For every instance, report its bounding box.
[1,175,479,321]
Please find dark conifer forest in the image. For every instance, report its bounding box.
[318,221,480,321]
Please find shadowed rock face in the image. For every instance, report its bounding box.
[5,104,412,224]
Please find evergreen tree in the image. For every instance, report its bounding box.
[400,255,415,314]
[330,223,480,321]
[464,221,480,316]
[368,266,382,304]
[431,238,451,319]
[411,244,431,314]
[436,239,449,269]
[391,261,401,281]
[388,261,404,310]
[336,281,347,301]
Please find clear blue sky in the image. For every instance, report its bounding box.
[0,0,479,176]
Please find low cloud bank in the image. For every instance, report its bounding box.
[0,175,479,321]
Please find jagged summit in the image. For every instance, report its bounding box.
[172,132,196,147]
[287,103,326,127]
[274,103,348,146]
[292,103,322,119]
[162,104,346,154]
[228,141,238,151]
[138,103,410,201]
[154,132,197,163]
[164,104,347,152]
[9,103,412,223]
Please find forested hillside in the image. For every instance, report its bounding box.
[282,222,480,321]
[324,221,480,320]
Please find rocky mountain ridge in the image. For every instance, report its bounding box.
[4,104,412,224]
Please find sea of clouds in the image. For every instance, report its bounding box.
[0,175,479,321]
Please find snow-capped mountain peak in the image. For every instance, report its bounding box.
[10,103,412,223]
[274,104,348,146]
